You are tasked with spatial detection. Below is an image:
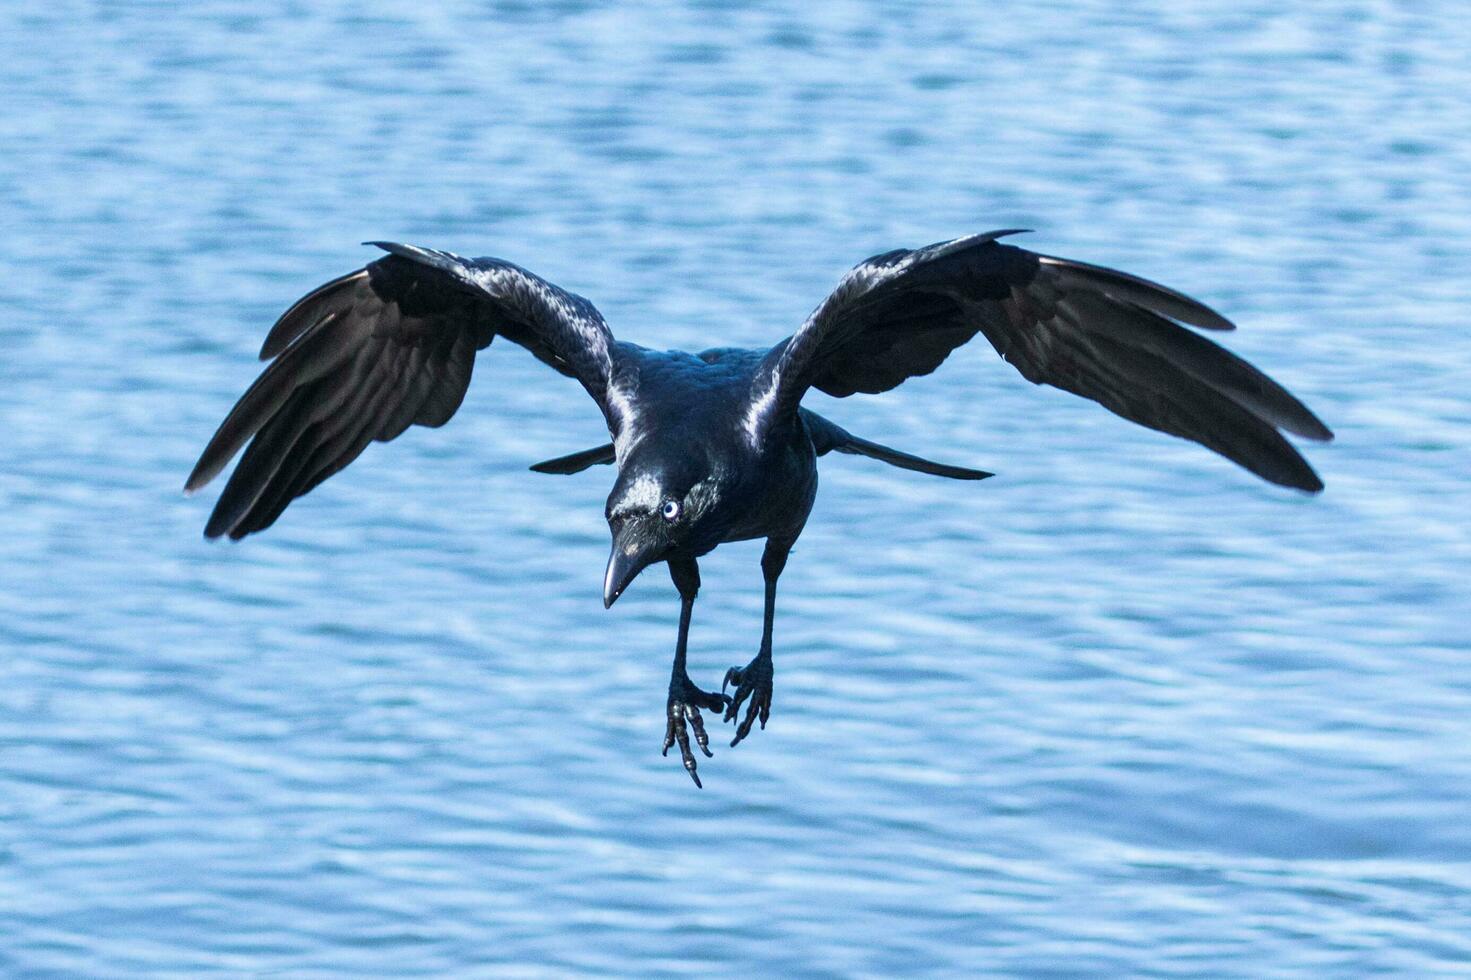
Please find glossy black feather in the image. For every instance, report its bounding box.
[758,232,1332,492]
[187,245,617,539]
[801,410,992,480]
[530,443,617,474]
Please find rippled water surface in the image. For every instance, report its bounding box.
[4,2,1470,976]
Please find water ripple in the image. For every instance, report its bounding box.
[3,0,1470,976]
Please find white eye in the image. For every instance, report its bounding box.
[660,499,682,522]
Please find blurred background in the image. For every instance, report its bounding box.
[2,1,1469,975]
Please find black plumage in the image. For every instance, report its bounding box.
[187,232,1332,786]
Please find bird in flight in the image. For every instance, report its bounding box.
[186,231,1332,787]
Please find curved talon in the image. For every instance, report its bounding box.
[722,653,773,746]
[664,681,727,788]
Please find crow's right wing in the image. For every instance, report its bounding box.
[186,243,626,539]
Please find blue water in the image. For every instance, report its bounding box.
[3,2,1469,975]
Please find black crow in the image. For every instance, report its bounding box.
[186,231,1332,786]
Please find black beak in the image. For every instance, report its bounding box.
[603,532,655,608]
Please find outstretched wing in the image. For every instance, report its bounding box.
[750,231,1333,491]
[186,243,621,539]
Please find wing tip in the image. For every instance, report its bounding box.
[201,497,259,540]
[1181,306,1236,332]
[1296,452,1327,493]
[1188,305,1236,332]
[1256,445,1326,494]
[183,460,219,497]
[1298,424,1334,444]
[1298,413,1335,443]
[1294,473,1326,494]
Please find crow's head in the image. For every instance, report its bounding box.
[602,461,724,607]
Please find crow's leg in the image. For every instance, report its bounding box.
[662,556,729,788]
[724,539,788,746]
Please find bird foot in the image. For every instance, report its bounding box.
[662,674,730,788]
[722,651,773,747]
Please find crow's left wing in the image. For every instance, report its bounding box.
[748,231,1332,491]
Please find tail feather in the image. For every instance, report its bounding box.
[530,443,616,475]
[803,410,992,481]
